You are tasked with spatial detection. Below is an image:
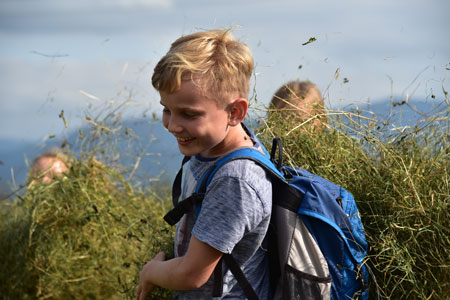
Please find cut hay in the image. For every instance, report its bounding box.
[257,100,449,299]
[1,157,174,299]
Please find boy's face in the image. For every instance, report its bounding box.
[160,79,233,158]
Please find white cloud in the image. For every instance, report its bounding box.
[0,0,175,35]
[0,58,160,140]
[0,0,448,141]
[1,0,174,11]
[114,0,173,8]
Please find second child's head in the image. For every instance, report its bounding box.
[270,80,327,128]
[29,148,69,185]
[152,29,254,157]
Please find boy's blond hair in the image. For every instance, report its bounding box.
[270,80,327,123]
[152,29,254,105]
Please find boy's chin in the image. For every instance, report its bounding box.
[177,146,200,157]
[177,144,221,158]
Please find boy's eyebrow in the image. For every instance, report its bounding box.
[159,100,204,113]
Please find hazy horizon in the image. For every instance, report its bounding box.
[1,0,448,143]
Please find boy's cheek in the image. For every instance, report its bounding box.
[162,115,169,129]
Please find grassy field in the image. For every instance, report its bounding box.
[257,98,449,299]
[0,96,448,299]
[0,156,174,300]
[0,113,175,300]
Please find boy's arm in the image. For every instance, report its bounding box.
[136,235,223,300]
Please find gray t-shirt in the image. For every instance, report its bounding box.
[173,146,273,300]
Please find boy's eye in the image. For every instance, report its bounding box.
[162,108,170,114]
[183,112,198,119]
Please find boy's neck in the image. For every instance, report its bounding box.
[199,123,254,159]
[227,122,254,149]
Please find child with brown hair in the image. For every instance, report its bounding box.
[270,80,327,128]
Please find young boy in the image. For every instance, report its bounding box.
[270,80,327,128]
[136,29,273,299]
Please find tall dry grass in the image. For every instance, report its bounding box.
[0,155,174,300]
[1,89,448,299]
[256,98,449,299]
[0,102,175,299]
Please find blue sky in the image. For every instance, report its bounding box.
[0,0,449,142]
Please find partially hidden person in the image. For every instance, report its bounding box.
[270,80,327,129]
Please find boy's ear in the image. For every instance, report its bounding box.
[227,98,248,126]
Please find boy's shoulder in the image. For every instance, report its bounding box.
[191,143,269,177]
[212,158,268,183]
[189,147,272,200]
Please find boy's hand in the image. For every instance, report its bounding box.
[135,236,222,294]
[136,251,166,300]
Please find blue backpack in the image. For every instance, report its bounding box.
[164,134,370,300]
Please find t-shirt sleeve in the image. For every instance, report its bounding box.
[191,173,268,254]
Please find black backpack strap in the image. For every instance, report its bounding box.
[163,193,205,226]
[270,137,283,171]
[222,254,259,300]
[212,259,224,297]
[165,160,217,226]
[172,156,191,207]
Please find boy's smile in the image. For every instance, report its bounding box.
[160,79,248,158]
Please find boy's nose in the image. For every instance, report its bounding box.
[166,116,183,134]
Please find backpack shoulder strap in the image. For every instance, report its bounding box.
[197,147,285,193]
[164,147,283,226]
[171,155,191,207]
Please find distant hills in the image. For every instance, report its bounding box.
[1,99,446,200]
[0,119,183,200]
[348,99,445,124]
